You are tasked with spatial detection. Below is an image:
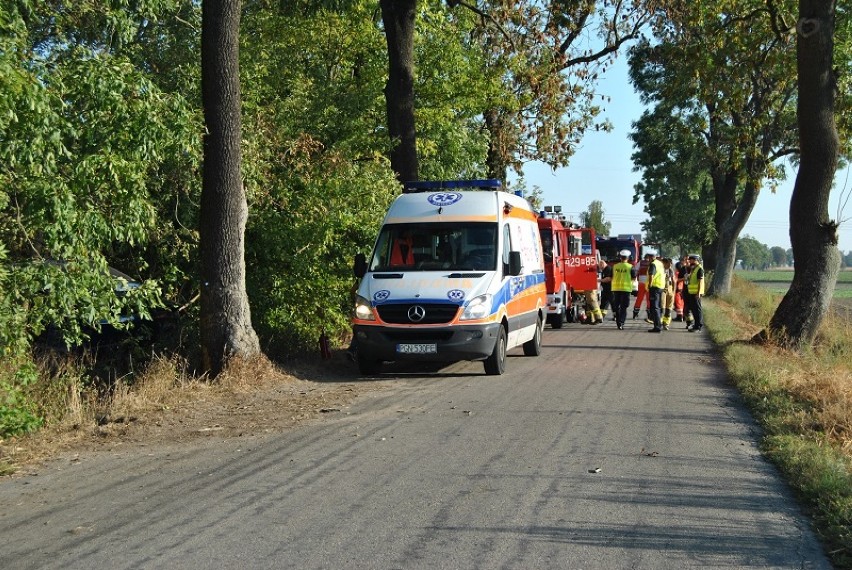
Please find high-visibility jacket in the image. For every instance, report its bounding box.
[649,259,665,289]
[687,265,705,294]
[612,262,634,292]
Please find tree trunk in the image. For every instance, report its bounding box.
[484,107,507,182]
[759,0,840,348]
[200,0,260,376]
[380,0,418,184]
[709,177,760,296]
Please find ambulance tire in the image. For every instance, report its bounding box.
[357,351,382,375]
[523,315,543,356]
[484,325,507,376]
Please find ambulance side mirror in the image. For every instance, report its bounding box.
[354,253,367,278]
[508,251,522,276]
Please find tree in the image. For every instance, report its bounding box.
[760,0,843,348]
[630,1,801,296]
[199,0,260,375]
[0,0,199,349]
[580,200,612,236]
[456,0,654,182]
[380,0,418,183]
[770,246,788,266]
[630,105,716,253]
[737,235,771,270]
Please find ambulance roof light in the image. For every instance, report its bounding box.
[402,179,502,193]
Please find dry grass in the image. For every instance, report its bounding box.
[1,350,367,474]
[706,277,852,567]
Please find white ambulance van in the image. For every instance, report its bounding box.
[352,180,546,375]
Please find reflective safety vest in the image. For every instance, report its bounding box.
[649,259,664,289]
[612,262,634,292]
[687,265,705,294]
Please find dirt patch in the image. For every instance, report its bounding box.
[0,352,381,476]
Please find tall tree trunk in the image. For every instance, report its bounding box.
[759,0,840,348]
[709,177,760,295]
[380,0,418,184]
[484,107,507,183]
[200,0,260,376]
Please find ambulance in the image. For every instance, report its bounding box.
[352,180,547,376]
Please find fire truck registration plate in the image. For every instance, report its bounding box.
[397,343,437,354]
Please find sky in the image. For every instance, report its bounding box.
[519,57,852,254]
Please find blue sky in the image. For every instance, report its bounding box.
[520,58,852,254]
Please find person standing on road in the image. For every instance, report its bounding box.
[598,257,613,321]
[611,250,637,330]
[684,253,705,332]
[646,252,664,333]
[660,257,676,330]
[633,253,650,320]
[674,256,687,322]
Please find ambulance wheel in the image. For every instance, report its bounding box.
[484,326,507,375]
[524,315,543,356]
[357,352,382,375]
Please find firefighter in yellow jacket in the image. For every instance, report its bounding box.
[684,253,705,332]
[645,252,665,333]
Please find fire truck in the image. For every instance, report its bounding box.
[595,234,642,266]
[537,209,600,328]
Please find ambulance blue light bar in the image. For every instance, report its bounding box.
[403,179,502,193]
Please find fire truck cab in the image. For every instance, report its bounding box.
[537,213,599,328]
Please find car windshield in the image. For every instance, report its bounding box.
[370,222,498,272]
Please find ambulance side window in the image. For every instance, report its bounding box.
[502,223,512,275]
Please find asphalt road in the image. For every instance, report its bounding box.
[0,318,832,569]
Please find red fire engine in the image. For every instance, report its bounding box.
[537,210,600,328]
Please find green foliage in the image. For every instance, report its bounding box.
[630,0,803,261]
[736,234,772,270]
[0,1,201,350]
[246,159,398,355]
[0,360,43,437]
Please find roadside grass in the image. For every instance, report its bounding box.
[706,276,852,568]
[0,352,281,472]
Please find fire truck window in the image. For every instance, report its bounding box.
[540,229,554,262]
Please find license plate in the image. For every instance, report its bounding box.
[396,343,437,354]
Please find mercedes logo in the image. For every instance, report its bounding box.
[407,305,426,322]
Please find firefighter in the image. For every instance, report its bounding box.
[646,252,665,332]
[660,257,676,330]
[632,253,650,319]
[598,257,613,320]
[611,249,637,330]
[673,255,687,322]
[684,253,705,332]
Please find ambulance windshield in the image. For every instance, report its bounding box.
[370,223,498,272]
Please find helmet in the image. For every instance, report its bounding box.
[619,249,631,258]
[687,253,701,261]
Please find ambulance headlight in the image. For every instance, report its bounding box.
[460,294,492,321]
[354,295,375,321]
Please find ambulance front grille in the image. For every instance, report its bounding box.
[377,303,460,324]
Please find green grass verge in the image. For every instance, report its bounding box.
[705,288,852,568]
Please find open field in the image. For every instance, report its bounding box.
[737,269,852,298]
